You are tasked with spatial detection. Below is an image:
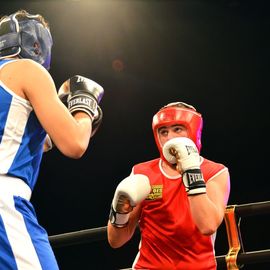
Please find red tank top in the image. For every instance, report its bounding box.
[132,157,227,270]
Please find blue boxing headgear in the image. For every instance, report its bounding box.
[0,11,53,69]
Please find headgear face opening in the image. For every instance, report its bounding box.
[152,102,203,161]
[0,11,53,70]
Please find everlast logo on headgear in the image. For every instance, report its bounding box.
[185,145,198,155]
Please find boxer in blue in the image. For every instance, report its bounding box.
[0,10,104,269]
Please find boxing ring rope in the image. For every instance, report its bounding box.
[49,226,108,248]
[49,201,270,269]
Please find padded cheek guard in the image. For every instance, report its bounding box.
[0,12,53,70]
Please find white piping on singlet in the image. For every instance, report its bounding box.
[0,176,42,269]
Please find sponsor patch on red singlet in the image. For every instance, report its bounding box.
[146,185,162,200]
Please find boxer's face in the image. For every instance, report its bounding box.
[158,124,188,147]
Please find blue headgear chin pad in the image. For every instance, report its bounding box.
[0,12,53,70]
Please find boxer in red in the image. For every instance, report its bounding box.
[107,102,230,270]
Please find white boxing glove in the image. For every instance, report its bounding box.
[109,174,151,227]
[162,137,206,196]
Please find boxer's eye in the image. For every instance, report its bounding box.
[158,128,168,136]
[172,125,186,134]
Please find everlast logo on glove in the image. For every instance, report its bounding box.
[68,95,97,116]
[68,95,96,109]
[185,145,198,155]
[186,170,204,185]
[183,168,206,195]
[58,75,104,122]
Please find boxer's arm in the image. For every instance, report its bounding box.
[107,204,141,248]
[20,59,94,158]
[163,137,230,235]
[107,174,151,248]
[188,169,230,235]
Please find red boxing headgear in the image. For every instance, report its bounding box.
[152,102,203,160]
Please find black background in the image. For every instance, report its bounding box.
[1,1,270,269]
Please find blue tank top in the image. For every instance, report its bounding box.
[0,59,46,190]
